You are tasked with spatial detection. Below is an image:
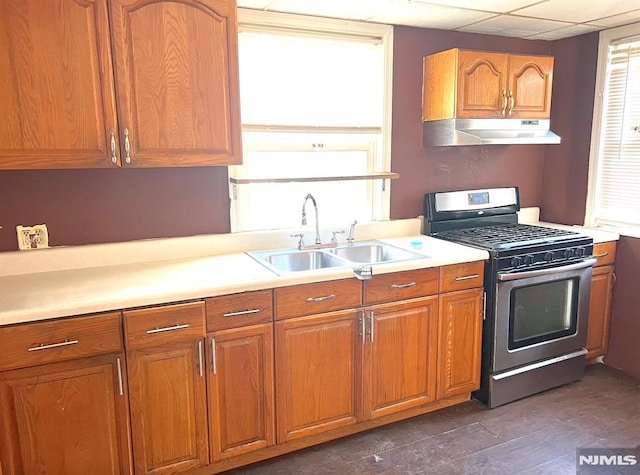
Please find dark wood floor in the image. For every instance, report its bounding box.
[228,364,640,474]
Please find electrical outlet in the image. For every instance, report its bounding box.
[16,224,49,250]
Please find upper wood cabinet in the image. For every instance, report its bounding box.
[423,49,554,121]
[0,0,242,170]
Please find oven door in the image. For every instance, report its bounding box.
[492,258,596,373]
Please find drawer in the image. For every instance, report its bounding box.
[124,301,205,350]
[593,241,617,267]
[275,279,362,320]
[440,261,485,293]
[0,312,122,372]
[206,290,273,332]
[364,268,439,305]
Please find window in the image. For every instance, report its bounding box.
[229,10,393,233]
[586,23,640,237]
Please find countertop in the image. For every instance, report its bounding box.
[0,232,488,327]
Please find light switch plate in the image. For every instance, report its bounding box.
[16,224,49,250]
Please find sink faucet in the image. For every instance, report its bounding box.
[346,220,357,246]
[301,193,321,245]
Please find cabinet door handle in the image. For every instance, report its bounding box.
[109,129,117,164]
[146,323,190,334]
[223,309,261,317]
[594,252,609,258]
[123,128,131,164]
[28,339,79,352]
[390,282,416,289]
[116,357,124,396]
[508,90,515,116]
[370,311,375,343]
[501,89,507,117]
[198,340,204,378]
[455,274,480,281]
[360,311,366,345]
[211,338,217,375]
[306,294,336,303]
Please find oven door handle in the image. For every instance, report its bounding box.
[498,258,597,281]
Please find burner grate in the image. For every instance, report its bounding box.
[436,224,578,249]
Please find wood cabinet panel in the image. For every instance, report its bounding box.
[365,268,439,305]
[124,301,205,349]
[587,265,615,359]
[440,261,485,293]
[456,51,508,119]
[275,279,362,320]
[109,0,242,167]
[0,0,119,169]
[206,290,273,332]
[363,297,438,420]
[0,354,131,475]
[275,310,361,443]
[593,241,617,267]
[438,289,484,399]
[508,55,553,119]
[208,324,275,460]
[0,312,122,372]
[127,340,209,474]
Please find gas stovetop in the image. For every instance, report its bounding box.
[433,223,582,251]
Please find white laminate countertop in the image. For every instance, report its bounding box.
[517,207,620,243]
[0,232,488,327]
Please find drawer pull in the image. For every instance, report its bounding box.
[390,282,416,289]
[306,294,336,303]
[455,274,480,281]
[28,339,79,352]
[594,252,609,258]
[146,323,190,334]
[223,309,261,318]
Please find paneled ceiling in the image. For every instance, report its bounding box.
[237,0,640,40]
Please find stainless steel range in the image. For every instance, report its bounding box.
[424,187,596,408]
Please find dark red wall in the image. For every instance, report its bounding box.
[389,27,552,219]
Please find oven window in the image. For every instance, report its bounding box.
[509,278,579,349]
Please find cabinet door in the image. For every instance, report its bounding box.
[208,324,275,461]
[456,51,508,119]
[363,297,438,420]
[109,0,242,167]
[275,310,362,443]
[127,340,209,474]
[0,354,131,475]
[0,0,119,169]
[507,55,554,119]
[587,265,615,359]
[437,289,484,399]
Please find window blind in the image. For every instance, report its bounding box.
[594,39,640,228]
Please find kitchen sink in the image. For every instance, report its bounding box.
[248,240,428,275]
[330,241,424,264]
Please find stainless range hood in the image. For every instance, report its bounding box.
[423,118,561,146]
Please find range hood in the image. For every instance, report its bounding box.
[423,118,561,146]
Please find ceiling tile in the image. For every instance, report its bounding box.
[586,9,640,28]
[409,0,548,14]
[513,0,640,24]
[237,0,273,8]
[370,2,496,28]
[525,23,600,40]
[457,14,571,37]
[264,0,397,21]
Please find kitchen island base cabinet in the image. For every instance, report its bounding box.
[275,310,361,443]
[0,354,131,475]
[207,323,275,461]
[364,297,438,420]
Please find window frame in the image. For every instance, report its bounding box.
[585,22,640,238]
[229,9,394,233]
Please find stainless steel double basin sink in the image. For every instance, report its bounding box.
[248,240,428,275]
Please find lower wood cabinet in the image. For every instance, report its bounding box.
[363,297,438,420]
[275,310,361,443]
[437,289,484,399]
[0,353,131,475]
[587,265,615,359]
[207,323,275,460]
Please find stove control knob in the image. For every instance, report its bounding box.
[545,252,554,262]
[576,247,586,257]
[567,248,576,258]
[523,254,534,265]
[511,257,522,268]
